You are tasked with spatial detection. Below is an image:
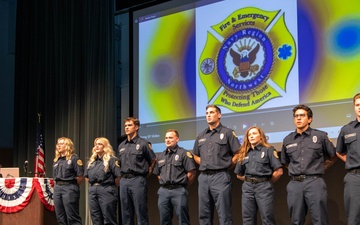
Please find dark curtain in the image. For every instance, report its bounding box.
[14,0,116,221]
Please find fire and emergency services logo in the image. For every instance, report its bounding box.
[199,7,296,112]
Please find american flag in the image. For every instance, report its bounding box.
[34,114,45,177]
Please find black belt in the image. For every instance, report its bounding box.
[91,182,114,186]
[161,184,185,190]
[348,168,360,174]
[245,177,271,184]
[56,180,77,185]
[292,175,322,182]
[201,169,228,175]
[121,173,144,179]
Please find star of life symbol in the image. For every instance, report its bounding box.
[199,7,296,112]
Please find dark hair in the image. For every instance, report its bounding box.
[293,104,313,119]
[206,105,221,114]
[166,129,179,138]
[124,117,140,127]
[353,93,360,104]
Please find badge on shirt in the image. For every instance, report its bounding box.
[186,152,193,159]
[115,160,120,167]
[220,133,224,140]
[273,150,279,158]
[77,159,83,166]
[261,152,265,158]
[199,138,206,143]
[136,144,140,150]
[175,154,179,161]
[67,160,72,165]
[312,136,317,143]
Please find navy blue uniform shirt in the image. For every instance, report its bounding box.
[235,144,281,177]
[193,123,240,171]
[85,156,121,185]
[281,127,336,176]
[53,154,84,181]
[153,145,196,186]
[117,135,156,175]
[336,119,360,170]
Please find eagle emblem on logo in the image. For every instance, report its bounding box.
[230,41,260,79]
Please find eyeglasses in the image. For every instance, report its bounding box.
[293,113,306,118]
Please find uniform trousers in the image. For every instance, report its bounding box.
[344,173,360,225]
[242,181,275,225]
[119,175,148,225]
[198,171,232,225]
[158,186,190,225]
[89,184,118,225]
[286,177,328,225]
[54,183,82,225]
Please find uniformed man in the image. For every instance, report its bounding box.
[192,105,241,225]
[53,137,84,225]
[336,93,360,225]
[117,117,156,225]
[85,137,121,225]
[281,105,337,225]
[153,129,196,225]
[235,126,283,225]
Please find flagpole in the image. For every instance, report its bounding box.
[35,113,42,177]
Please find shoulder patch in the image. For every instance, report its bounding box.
[186,151,193,159]
[115,160,120,167]
[327,135,332,142]
[232,131,238,138]
[77,159,83,166]
[148,143,153,150]
[273,150,279,159]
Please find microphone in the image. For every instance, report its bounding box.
[24,160,28,173]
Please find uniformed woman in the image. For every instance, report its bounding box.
[235,126,283,225]
[53,137,84,225]
[85,137,121,225]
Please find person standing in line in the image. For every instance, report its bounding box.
[53,137,84,225]
[235,126,283,225]
[85,137,121,225]
[153,129,196,225]
[281,105,337,225]
[117,117,156,225]
[192,105,241,225]
[336,93,360,225]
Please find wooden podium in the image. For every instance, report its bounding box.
[0,190,57,225]
[0,178,57,225]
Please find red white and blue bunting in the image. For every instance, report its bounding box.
[34,178,55,211]
[0,178,54,213]
[0,178,34,213]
